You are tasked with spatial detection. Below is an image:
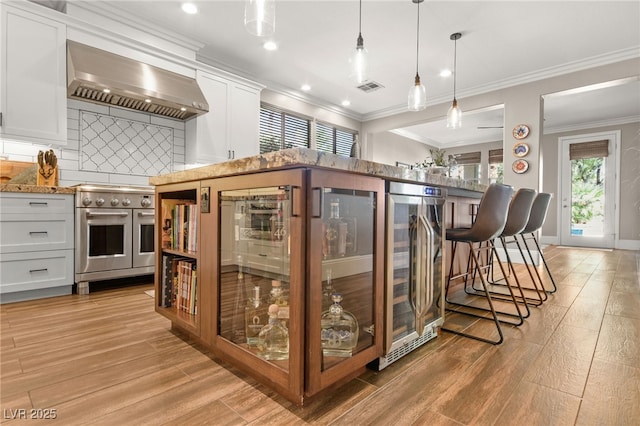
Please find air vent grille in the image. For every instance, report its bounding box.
[71,86,188,119]
[357,81,385,93]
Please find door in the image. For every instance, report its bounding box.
[77,209,131,273]
[306,169,384,396]
[559,131,618,248]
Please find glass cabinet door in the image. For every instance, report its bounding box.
[307,170,384,396]
[207,169,305,399]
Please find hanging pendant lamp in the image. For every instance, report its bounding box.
[244,0,276,37]
[349,0,368,84]
[408,0,426,112]
[446,32,462,128]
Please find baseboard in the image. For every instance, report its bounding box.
[617,239,640,251]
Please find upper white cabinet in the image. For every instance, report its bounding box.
[0,4,67,145]
[187,70,262,165]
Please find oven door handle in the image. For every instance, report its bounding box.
[137,211,155,217]
[85,211,129,218]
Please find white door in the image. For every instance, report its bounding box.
[559,131,619,248]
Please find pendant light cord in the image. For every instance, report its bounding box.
[359,0,362,35]
[415,1,420,76]
[453,36,457,98]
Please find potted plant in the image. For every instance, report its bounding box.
[416,149,456,175]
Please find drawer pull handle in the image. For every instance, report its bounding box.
[29,268,48,273]
[29,231,48,235]
[29,202,48,206]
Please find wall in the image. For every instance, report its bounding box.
[370,131,428,167]
[541,121,640,245]
[0,99,186,187]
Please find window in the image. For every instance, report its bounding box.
[450,151,481,182]
[488,148,504,184]
[316,122,356,157]
[259,104,310,154]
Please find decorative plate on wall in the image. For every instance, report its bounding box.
[512,159,529,174]
[512,142,530,157]
[512,124,530,140]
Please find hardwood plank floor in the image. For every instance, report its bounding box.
[1,247,638,425]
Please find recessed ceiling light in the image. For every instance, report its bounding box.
[180,107,187,112]
[181,3,198,14]
[102,88,111,94]
[301,84,311,91]
[263,41,278,51]
[440,69,452,77]
[144,99,151,103]
[341,100,351,107]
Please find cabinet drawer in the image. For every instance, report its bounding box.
[0,249,73,293]
[0,193,73,215]
[0,214,74,253]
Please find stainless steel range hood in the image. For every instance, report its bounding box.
[67,40,208,120]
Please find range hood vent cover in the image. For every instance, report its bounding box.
[67,41,209,120]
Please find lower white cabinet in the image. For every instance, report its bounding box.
[0,192,74,303]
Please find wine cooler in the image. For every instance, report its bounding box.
[371,181,446,370]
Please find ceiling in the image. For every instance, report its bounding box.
[59,1,640,146]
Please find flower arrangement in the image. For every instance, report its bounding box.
[416,149,457,169]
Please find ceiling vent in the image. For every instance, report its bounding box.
[357,81,385,93]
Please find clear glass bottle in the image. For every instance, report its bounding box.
[269,280,289,323]
[257,304,289,361]
[245,286,265,348]
[324,199,347,259]
[320,293,359,357]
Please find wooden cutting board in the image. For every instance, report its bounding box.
[0,160,37,184]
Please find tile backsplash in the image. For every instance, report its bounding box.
[0,99,186,187]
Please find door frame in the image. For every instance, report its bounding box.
[557,130,620,248]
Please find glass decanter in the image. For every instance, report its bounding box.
[245,285,265,348]
[320,293,359,357]
[257,304,289,361]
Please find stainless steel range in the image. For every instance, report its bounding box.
[74,184,155,294]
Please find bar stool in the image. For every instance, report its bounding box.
[442,183,522,345]
[519,192,557,293]
[479,188,547,307]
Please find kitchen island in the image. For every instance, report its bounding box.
[149,148,485,405]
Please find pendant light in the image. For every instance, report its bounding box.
[349,0,368,84]
[446,32,462,128]
[244,0,275,37]
[408,0,426,112]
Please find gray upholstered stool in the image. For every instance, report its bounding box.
[519,192,557,293]
[442,183,521,345]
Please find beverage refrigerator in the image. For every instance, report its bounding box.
[370,181,446,370]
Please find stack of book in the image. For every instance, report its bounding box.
[161,255,197,315]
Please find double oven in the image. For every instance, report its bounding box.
[74,184,155,294]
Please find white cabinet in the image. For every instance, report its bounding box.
[186,70,262,165]
[0,192,74,303]
[0,4,67,145]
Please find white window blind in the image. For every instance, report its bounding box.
[316,122,356,157]
[259,105,310,154]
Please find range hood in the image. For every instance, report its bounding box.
[67,41,208,120]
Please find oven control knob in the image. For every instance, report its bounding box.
[140,198,152,208]
[95,198,105,206]
[82,197,92,206]
[110,198,119,206]
[121,198,131,207]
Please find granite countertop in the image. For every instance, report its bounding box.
[149,148,487,194]
[0,184,76,194]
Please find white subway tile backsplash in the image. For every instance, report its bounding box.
[3,100,186,185]
[108,107,151,124]
[69,100,109,114]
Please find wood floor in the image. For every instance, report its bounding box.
[1,246,639,425]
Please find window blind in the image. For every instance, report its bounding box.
[488,149,503,164]
[316,122,356,157]
[455,151,481,165]
[259,104,310,154]
[569,140,609,160]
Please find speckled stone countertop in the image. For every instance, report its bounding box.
[149,148,486,195]
[0,184,76,194]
